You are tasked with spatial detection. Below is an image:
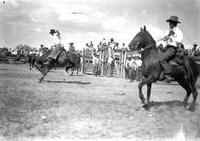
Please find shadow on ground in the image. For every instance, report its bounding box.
[142,100,185,111]
[44,80,91,85]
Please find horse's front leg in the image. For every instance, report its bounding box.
[147,83,152,105]
[138,81,146,104]
[77,67,79,75]
[138,75,154,104]
[70,70,74,76]
[39,68,49,83]
[29,63,32,70]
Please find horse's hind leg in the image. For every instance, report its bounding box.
[189,86,198,111]
[183,90,191,109]
[29,63,32,70]
[147,83,152,104]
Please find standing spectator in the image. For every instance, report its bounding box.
[108,38,115,58]
[85,43,90,52]
[102,38,107,48]
[122,43,128,53]
[107,56,114,77]
[92,53,101,76]
[89,41,94,48]
[135,56,143,81]
[97,41,102,51]
[107,38,115,77]
[125,56,137,82]
[114,42,119,50]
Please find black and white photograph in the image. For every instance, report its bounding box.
[0,0,200,140]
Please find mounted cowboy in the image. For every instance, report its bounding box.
[45,29,62,66]
[158,15,183,81]
[68,42,75,53]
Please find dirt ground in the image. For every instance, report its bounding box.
[0,64,200,141]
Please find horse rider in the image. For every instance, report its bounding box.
[192,43,198,56]
[158,15,183,82]
[68,42,75,54]
[45,29,62,66]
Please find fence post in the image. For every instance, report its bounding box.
[119,50,123,78]
[81,48,85,74]
[101,49,104,76]
[123,50,127,78]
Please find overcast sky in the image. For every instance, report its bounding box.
[0,0,199,49]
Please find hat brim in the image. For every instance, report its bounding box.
[49,31,55,34]
[166,19,181,23]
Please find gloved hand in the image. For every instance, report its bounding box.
[158,44,166,52]
[168,30,175,36]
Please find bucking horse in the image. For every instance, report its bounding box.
[34,47,81,83]
[129,26,199,111]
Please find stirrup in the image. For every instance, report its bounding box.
[163,74,173,83]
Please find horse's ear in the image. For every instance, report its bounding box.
[140,27,143,31]
[143,25,146,32]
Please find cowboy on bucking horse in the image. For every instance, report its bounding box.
[35,29,62,72]
[46,29,62,65]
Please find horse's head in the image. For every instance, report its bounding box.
[129,26,155,51]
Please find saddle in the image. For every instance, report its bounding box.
[158,47,188,81]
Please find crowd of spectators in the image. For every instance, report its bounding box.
[1,40,199,81]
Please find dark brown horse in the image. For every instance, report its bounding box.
[35,48,81,82]
[129,26,199,111]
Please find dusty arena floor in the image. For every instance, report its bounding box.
[0,64,200,141]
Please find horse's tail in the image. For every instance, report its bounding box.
[185,57,200,87]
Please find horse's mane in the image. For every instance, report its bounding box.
[144,30,156,46]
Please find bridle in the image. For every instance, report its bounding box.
[136,42,156,53]
[136,37,164,53]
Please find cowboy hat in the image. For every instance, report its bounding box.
[49,29,56,34]
[193,43,198,46]
[69,42,74,45]
[166,16,181,23]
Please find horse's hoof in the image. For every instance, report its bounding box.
[38,79,42,83]
[143,104,150,111]
[184,104,187,110]
[141,98,145,104]
[187,106,195,112]
[183,102,188,109]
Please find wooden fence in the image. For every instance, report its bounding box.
[81,48,140,78]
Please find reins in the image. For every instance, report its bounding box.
[140,37,164,53]
[140,43,156,53]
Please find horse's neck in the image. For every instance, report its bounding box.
[141,45,159,61]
